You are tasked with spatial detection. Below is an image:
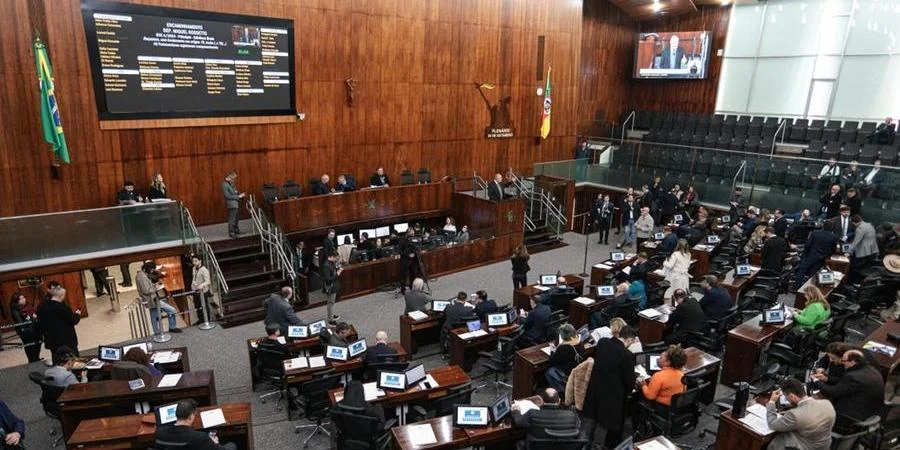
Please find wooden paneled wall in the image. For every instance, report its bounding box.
[627,6,731,114]
[0,0,588,225]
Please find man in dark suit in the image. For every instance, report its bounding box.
[666,289,707,345]
[582,326,638,448]
[365,331,396,363]
[442,293,473,335]
[773,208,789,238]
[292,241,312,276]
[828,206,855,243]
[257,323,289,356]
[321,229,337,266]
[817,349,885,431]
[658,225,679,255]
[473,290,497,320]
[795,221,839,287]
[488,173,505,201]
[841,161,863,189]
[870,117,895,144]
[820,184,843,219]
[519,296,550,348]
[369,167,390,187]
[589,282,631,329]
[592,193,615,245]
[659,189,678,225]
[859,160,886,197]
[37,286,81,362]
[404,278,433,313]
[263,286,303,338]
[334,174,356,192]
[511,387,580,440]
[698,275,732,320]
[311,174,332,195]
[323,322,353,347]
[398,229,420,294]
[659,35,685,69]
[761,227,789,273]
[155,399,236,450]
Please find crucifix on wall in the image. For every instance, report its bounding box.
[345,77,357,107]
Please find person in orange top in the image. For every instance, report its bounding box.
[641,344,687,407]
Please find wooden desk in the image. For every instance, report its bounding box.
[691,243,718,279]
[589,256,638,286]
[283,342,407,387]
[391,415,469,450]
[568,296,611,329]
[449,323,519,371]
[399,311,444,355]
[637,305,674,344]
[272,182,454,235]
[720,266,761,302]
[640,241,660,259]
[58,370,216,441]
[512,343,554,399]
[715,410,773,450]
[85,346,189,380]
[722,315,793,385]
[246,325,358,386]
[862,319,900,378]
[67,403,252,450]
[513,274,584,311]
[794,271,846,309]
[825,254,851,274]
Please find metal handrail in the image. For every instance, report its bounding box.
[772,119,787,156]
[508,168,567,237]
[621,110,636,145]
[246,195,296,287]
[182,207,229,294]
[730,161,747,196]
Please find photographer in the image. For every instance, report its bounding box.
[398,229,420,294]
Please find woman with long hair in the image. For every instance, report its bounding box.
[9,293,41,363]
[662,239,691,301]
[511,244,531,289]
[123,347,162,376]
[148,173,167,200]
[793,285,831,330]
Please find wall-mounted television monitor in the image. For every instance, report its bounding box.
[81,1,295,120]
[633,31,711,79]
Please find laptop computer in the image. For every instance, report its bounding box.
[432,300,450,312]
[377,370,407,391]
[760,305,787,325]
[597,285,615,296]
[326,345,348,362]
[155,402,180,426]
[540,274,557,286]
[707,235,720,244]
[653,232,665,240]
[735,264,751,277]
[98,346,122,362]
[577,325,590,343]
[287,325,309,339]
[454,405,490,427]
[674,214,683,223]
[610,251,625,262]
[490,395,512,423]
[466,320,482,332]
[405,363,427,386]
[506,308,518,324]
[348,339,367,358]
[487,313,508,327]
[817,271,835,285]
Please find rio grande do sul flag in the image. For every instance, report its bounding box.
[539,65,552,140]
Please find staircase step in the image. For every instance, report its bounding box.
[209,235,260,253]
[223,266,282,284]
[216,251,268,265]
[223,278,288,300]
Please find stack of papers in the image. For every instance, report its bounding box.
[863,341,897,357]
[637,441,670,450]
[540,346,554,356]
[459,329,489,340]
[199,408,227,428]
[156,374,182,388]
[407,311,428,321]
[407,424,438,446]
[622,266,632,275]
[363,382,386,401]
[634,364,649,381]
[573,297,595,305]
[309,356,326,368]
[84,359,105,370]
[594,263,613,270]
[534,286,550,292]
[591,327,612,343]
[739,404,774,435]
[638,308,663,319]
[152,351,181,364]
[513,399,540,414]
[285,357,309,369]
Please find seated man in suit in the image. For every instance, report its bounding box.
[511,387,580,444]
[665,289,707,345]
[370,167,390,187]
[795,221,839,287]
[365,331,396,364]
[772,209,789,238]
[859,159,886,197]
[658,225,679,255]
[155,399,236,450]
[870,117,895,144]
[519,296,551,349]
[440,292,475,349]
[539,276,572,305]
[488,173,505,201]
[698,275,732,320]
[334,174,356,192]
[816,349,886,431]
[311,174,333,195]
[589,283,630,329]
[765,378,836,450]
[841,161,864,190]
[323,322,353,347]
[761,226,790,273]
[473,290,498,320]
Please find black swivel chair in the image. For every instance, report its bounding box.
[525,428,589,450]
[638,381,709,438]
[331,404,397,450]
[408,382,474,422]
[257,346,289,411]
[28,371,65,447]
[363,362,409,383]
[830,415,882,450]
[477,328,522,393]
[400,170,415,185]
[294,373,344,447]
[262,182,279,203]
[283,180,302,198]
[152,441,189,449]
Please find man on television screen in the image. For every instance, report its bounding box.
[660,35,684,69]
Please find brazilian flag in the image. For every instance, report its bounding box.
[34,38,70,164]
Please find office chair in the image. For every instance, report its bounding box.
[525,428,589,450]
[637,381,709,438]
[283,179,302,198]
[408,382,474,422]
[417,168,431,184]
[615,297,641,325]
[476,328,522,393]
[28,371,65,447]
[152,441,189,449]
[330,404,397,450]
[830,415,882,450]
[400,170,415,185]
[262,182,279,203]
[257,346,289,411]
[363,361,409,383]
[294,373,343,447]
[685,305,739,353]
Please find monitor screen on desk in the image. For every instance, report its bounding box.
[598,285,615,296]
[405,363,426,386]
[348,339,367,358]
[761,306,786,325]
[466,320,482,332]
[653,232,665,240]
[674,214,683,223]
[99,346,122,362]
[735,264,751,276]
[375,226,391,237]
[326,346,348,361]
[337,233,354,245]
[287,325,308,339]
[506,308,518,324]
[155,402,179,425]
[817,271,835,285]
[841,244,851,253]
[610,251,625,262]
[540,274,557,286]
[455,405,489,427]
[377,371,407,391]
[394,223,409,233]
[308,320,327,336]
[706,235,720,245]
[487,313,508,327]
[360,228,377,239]
[433,300,450,312]
[122,342,149,355]
[720,216,730,224]
[491,395,511,423]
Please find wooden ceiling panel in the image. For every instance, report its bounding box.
[607,0,698,22]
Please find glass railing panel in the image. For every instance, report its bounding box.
[0,201,185,265]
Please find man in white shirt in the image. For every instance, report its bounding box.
[190,256,213,325]
[860,159,884,197]
[817,158,842,191]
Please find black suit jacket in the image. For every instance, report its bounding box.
[620,201,638,224]
[474,299,498,320]
[511,405,580,440]
[659,46,685,69]
[488,181,504,201]
[311,181,331,195]
[773,217,789,238]
[37,300,80,350]
[523,304,550,343]
[155,425,230,450]
[668,298,707,335]
[819,364,885,425]
[370,174,390,187]
[820,192,842,218]
[442,302,472,333]
[803,230,838,266]
[828,216,856,241]
[760,235,789,272]
[582,338,636,429]
[365,342,397,364]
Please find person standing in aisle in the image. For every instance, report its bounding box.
[222,171,245,238]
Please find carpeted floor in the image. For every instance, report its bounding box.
[0,230,876,450]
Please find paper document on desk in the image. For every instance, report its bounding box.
[634,364,649,381]
[363,382,385,401]
[652,269,665,277]
[739,404,774,435]
[156,374,182,388]
[407,424,438,446]
[407,311,428,321]
[573,296,595,305]
[84,359,105,369]
[459,329,488,340]
[533,285,550,292]
[622,266,632,275]
[276,336,287,344]
[420,374,438,389]
[638,308,662,319]
[540,346,553,356]
[152,351,181,364]
[863,341,897,357]
[286,357,308,369]
[591,327,612,343]
[637,440,670,450]
[309,356,326,368]
[513,399,540,414]
[594,263,613,270]
[200,408,227,429]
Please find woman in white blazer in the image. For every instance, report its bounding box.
[663,239,692,301]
